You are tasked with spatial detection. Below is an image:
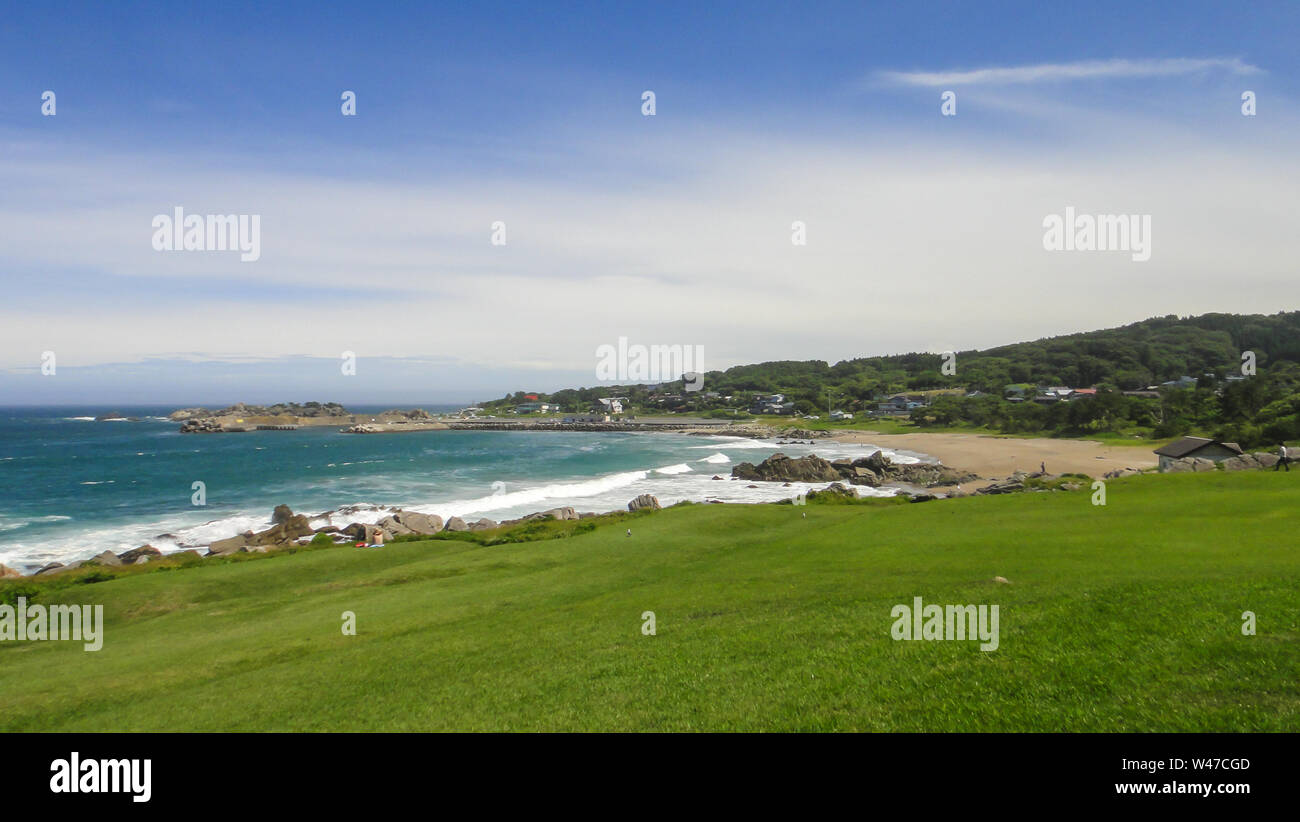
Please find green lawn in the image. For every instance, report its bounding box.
[2,471,1297,731]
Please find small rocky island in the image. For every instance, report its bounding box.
[173,402,444,433]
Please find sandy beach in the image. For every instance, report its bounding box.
[833,430,1157,488]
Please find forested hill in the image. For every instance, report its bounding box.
[700,312,1300,400]
[483,312,1300,447]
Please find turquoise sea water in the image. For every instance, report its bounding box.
[0,406,923,571]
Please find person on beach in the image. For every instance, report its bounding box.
[1276,444,1291,472]
[372,528,385,547]
[1040,461,1046,474]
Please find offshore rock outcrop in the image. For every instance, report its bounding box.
[733,450,976,489]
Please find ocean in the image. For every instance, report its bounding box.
[0,406,927,572]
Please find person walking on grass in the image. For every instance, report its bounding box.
[1276,443,1291,472]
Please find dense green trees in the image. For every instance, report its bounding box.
[479,312,1300,446]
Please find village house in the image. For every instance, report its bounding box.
[514,402,560,414]
[596,397,626,414]
[1032,386,1075,404]
[750,394,794,415]
[878,396,908,414]
[1153,436,1244,471]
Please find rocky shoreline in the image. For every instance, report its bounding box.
[0,494,673,580]
[12,444,1281,580]
[0,448,1024,580]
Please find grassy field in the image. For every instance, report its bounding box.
[2,471,1298,731]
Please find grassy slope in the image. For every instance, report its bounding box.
[2,471,1297,731]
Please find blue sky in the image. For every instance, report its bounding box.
[1,1,1298,404]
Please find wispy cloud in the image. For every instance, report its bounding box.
[2,122,1297,390]
[876,57,1262,87]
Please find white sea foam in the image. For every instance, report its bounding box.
[687,436,772,449]
[402,469,652,522]
[653,463,692,475]
[0,514,74,533]
[697,452,731,464]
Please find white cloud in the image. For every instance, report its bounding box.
[876,57,1261,87]
[1,115,1298,394]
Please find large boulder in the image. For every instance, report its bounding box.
[370,511,443,539]
[375,515,414,538]
[207,513,314,556]
[805,483,857,501]
[849,466,880,485]
[393,511,443,534]
[1163,457,1218,473]
[468,518,498,531]
[179,417,223,433]
[444,516,470,532]
[34,561,82,576]
[117,545,162,565]
[0,563,22,579]
[271,504,294,525]
[86,550,122,567]
[861,450,893,474]
[341,523,368,540]
[829,449,974,488]
[731,453,841,483]
[1221,455,1261,472]
[628,494,662,512]
[247,514,314,546]
[522,507,578,522]
[889,462,979,487]
[1103,467,1143,479]
[207,533,252,555]
[976,478,1025,495]
[1253,452,1280,468]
